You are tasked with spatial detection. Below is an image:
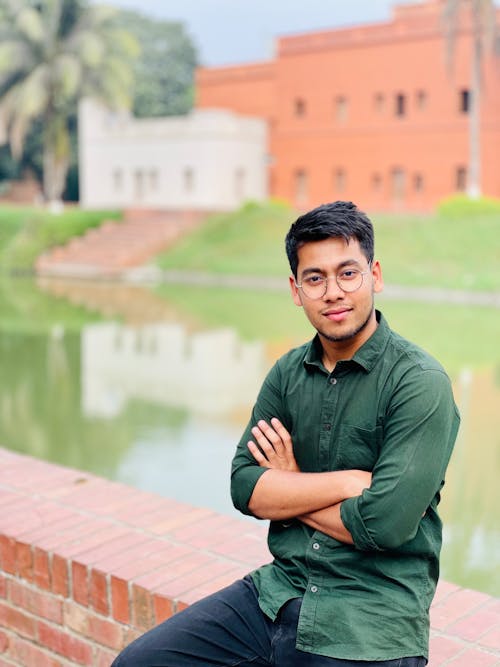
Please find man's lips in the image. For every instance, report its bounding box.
[323,307,352,322]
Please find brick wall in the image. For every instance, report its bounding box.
[0,448,498,667]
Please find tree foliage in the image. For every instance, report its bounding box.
[117,9,198,118]
[0,0,139,202]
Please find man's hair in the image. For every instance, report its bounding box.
[285,201,374,277]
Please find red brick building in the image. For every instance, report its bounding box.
[196,0,500,211]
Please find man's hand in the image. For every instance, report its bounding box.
[247,418,300,473]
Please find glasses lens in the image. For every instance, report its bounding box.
[301,278,327,299]
[337,270,363,292]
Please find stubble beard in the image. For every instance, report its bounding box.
[318,303,375,343]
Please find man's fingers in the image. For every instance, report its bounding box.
[270,418,292,448]
[247,441,268,466]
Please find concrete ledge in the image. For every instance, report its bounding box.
[0,448,498,666]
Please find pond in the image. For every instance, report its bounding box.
[0,276,498,597]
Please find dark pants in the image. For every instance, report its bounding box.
[112,576,426,667]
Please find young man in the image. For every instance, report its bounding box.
[113,201,460,666]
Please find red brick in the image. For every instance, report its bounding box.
[479,625,500,650]
[0,536,16,574]
[0,658,16,667]
[112,543,190,582]
[8,579,63,624]
[95,646,119,667]
[446,647,500,666]
[111,577,130,624]
[37,621,93,665]
[428,635,465,665]
[57,525,126,560]
[10,636,64,667]
[63,601,88,636]
[33,547,51,590]
[74,531,148,567]
[87,615,123,650]
[72,562,89,607]
[0,601,36,639]
[93,538,161,574]
[15,541,33,581]
[449,608,500,642]
[131,585,154,632]
[0,629,9,652]
[430,588,491,630]
[51,554,69,597]
[132,550,208,591]
[432,579,461,606]
[0,576,7,599]
[89,568,109,615]
[153,594,174,623]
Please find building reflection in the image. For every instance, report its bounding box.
[81,322,265,418]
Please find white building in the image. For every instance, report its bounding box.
[78,99,268,211]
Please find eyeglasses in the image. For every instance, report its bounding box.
[295,268,370,299]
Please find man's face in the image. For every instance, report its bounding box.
[289,237,383,349]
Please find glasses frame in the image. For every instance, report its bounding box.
[294,268,371,299]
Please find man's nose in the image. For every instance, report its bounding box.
[323,276,344,300]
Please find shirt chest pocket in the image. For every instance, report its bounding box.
[335,424,382,471]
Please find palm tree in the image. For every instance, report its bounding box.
[443,0,499,198]
[0,0,138,205]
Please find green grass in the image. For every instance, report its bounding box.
[156,201,500,293]
[0,204,121,272]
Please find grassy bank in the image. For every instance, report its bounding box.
[0,205,121,272]
[157,200,500,292]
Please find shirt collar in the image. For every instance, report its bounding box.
[303,310,390,373]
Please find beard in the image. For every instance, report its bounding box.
[318,304,375,343]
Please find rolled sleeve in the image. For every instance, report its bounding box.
[231,361,288,516]
[341,367,460,551]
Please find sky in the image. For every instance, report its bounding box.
[106,0,427,67]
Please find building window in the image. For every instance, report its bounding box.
[112,168,123,192]
[372,173,382,192]
[294,169,308,206]
[148,169,159,191]
[334,168,346,194]
[184,167,194,193]
[395,93,406,117]
[391,167,405,201]
[415,90,427,111]
[294,98,306,117]
[335,96,348,122]
[459,89,470,113]
[134,169,144,201]
[413,172,424,193]
[455,166,467,191]
[235,168,246,199]
[374,92,385,113]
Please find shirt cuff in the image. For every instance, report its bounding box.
[231,465,269,516]
[340,497,384,552]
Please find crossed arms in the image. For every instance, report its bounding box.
[246,417,371,544]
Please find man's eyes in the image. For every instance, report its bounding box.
[304,275,325,284]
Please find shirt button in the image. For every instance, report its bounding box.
[312,542,320,550]
[330,378,337,385]
[311,585,318,593]
[323,424,331,431]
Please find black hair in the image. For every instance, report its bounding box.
[285,201,374,277]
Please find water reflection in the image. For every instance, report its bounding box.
[82,323,264,418]
[0,277,498,596]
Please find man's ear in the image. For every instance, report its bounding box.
[289,275,303,307]
[372,260,384,294]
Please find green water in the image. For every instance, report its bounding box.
[0,277,498,597]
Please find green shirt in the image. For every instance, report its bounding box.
[231,311,460,662]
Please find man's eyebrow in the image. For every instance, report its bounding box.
[301,259,362,276]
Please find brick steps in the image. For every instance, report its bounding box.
[35,210,208,279]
